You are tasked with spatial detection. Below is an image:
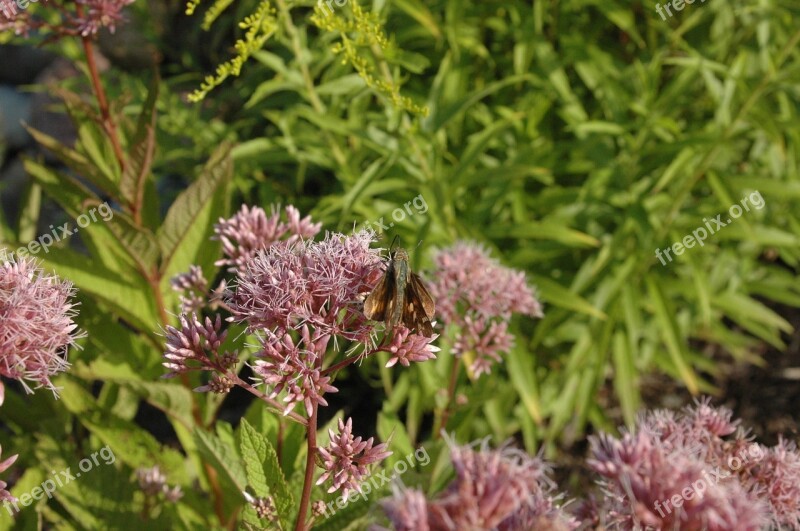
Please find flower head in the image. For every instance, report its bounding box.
[316,417,392,497]
[744,437,800,528]
[580,398,796,530]
[382,326,439,368]
[0,257,82,397]
[137,465,167,496]
[0,445,18,504]
[429,242,541,376]
[378,440,576,531]
[0,0,30,36]
[170,265,209,314]
[430,242,542,323]
[1,0,135,38]
[214,205,321,273]
[136,465,183,502]
[243,492,278,522]
[229,230,383,340]
[586,429,766,530]
[162,313,229,378]
[379,488,433,531]
[252,325,336,416]
[75,0,135,36]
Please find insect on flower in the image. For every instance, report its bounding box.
[363,238,435,337]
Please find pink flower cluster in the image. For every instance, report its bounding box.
[377,440,576,531]
[0,257,82,399]
[164,206,441,496]
[229,229,384,342]
[75,0,134,36]
[213,204,322,273]
[170,265,209,314]
[0,445,17,504]
[252,325,336,416]
[0,0,133,38]
[172,206,322,313]
[428,242,542,377]
[162,313,236,380]
[579,398,800,529]
[316,418,392,497]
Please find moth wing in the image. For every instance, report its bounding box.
[364,271,396,322]
[403,274,435,337]
[409,273,435,319]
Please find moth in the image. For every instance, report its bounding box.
[364,243,435,337]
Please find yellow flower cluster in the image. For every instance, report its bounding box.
[187,0,277,102]
[311,1,428,116]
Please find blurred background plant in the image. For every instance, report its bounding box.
[1,0,800,528]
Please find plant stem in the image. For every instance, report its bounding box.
[75,6,126,173]
[322,337,387,376]
[228,373,309,426]
[435,358,460,438]
[294,399,318,531]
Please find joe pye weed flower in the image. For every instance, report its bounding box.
[0,256,83,507]
[0,256,83,399]
[165,205,438,529]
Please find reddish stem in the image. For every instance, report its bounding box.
[294,400,318,531]
[322,337,387,376]
[436,358,461,438]
[75,5,126,173]
[228,373,308,426]
[277,420,285,465]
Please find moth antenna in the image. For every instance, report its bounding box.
[389,234,400,253]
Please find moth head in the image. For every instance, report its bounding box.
[393,248,409,261]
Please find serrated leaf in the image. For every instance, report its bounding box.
[158,143,233,278]
[238,419,294,526]
[193,426,246,518]
[103,209,161,273]
[22,158,148,277]
[120,76,158,222]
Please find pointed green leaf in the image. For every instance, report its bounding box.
[158,144,233,280]
[646,275,699,394]
[120,76,158,219]
[238,419,294,526]
[24,125,119,200]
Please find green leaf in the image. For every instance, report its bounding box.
[532,276,607,320]
[491,222,600,248]
[24,125,119,201]
[506,343,542,424]
[194,425,247,516]
[646,275,699,394]
[158,143,233,280]
[17,181,41,242]
[392,0,441,39]
[23,158,153,277]
[36,245,160,334]
[119,380,195,431]
[120,76,159,221]
[612,330,638,427]
[238,419,294,526]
